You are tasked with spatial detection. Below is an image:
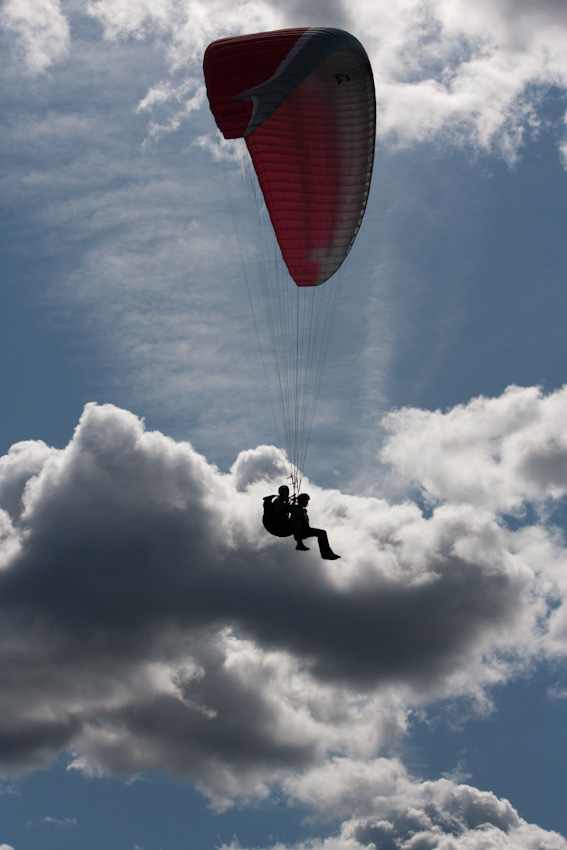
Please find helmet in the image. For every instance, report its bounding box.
[278,485,290,495]
[297,493,310,504]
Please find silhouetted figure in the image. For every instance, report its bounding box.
[263,485,293,537]
[290,493,340,560]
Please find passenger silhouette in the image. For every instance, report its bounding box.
[290,493,340,560]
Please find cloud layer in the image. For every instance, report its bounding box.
[0,386,565,812]
[3,0,566,161]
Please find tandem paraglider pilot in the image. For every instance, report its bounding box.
[263,485,293,537]
[290,493,340,560]
[263,489,340,560]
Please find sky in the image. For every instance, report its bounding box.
[0,1,566,849]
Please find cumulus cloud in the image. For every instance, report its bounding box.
[380,384,567,511]
[266,758,567,850]
[0,387,566,805]
[357,0,567,160]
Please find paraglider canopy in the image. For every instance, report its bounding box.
[204,27,375,287]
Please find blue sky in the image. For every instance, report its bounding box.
[1,1,567,849]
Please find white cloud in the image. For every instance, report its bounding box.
[230,757,567,849]
[86,0,178,42]
[1,0,69,73]
[548,684,567,700]
[380,385,567,512]
[357,0,567,160]
[42,815,78,826]
[245,757,567,849]
[0,387,565,803]
[91,0,283,48]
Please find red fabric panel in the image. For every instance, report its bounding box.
[204,28,375,286]
[203,29,307,139]
[246,49,374,286]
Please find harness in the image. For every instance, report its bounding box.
[262,496,293,538]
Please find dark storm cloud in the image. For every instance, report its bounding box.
[219,550,520,688]
[0,406,521,689]
[0,390,565,796]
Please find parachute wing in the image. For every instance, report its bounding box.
[204,27,375,287]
